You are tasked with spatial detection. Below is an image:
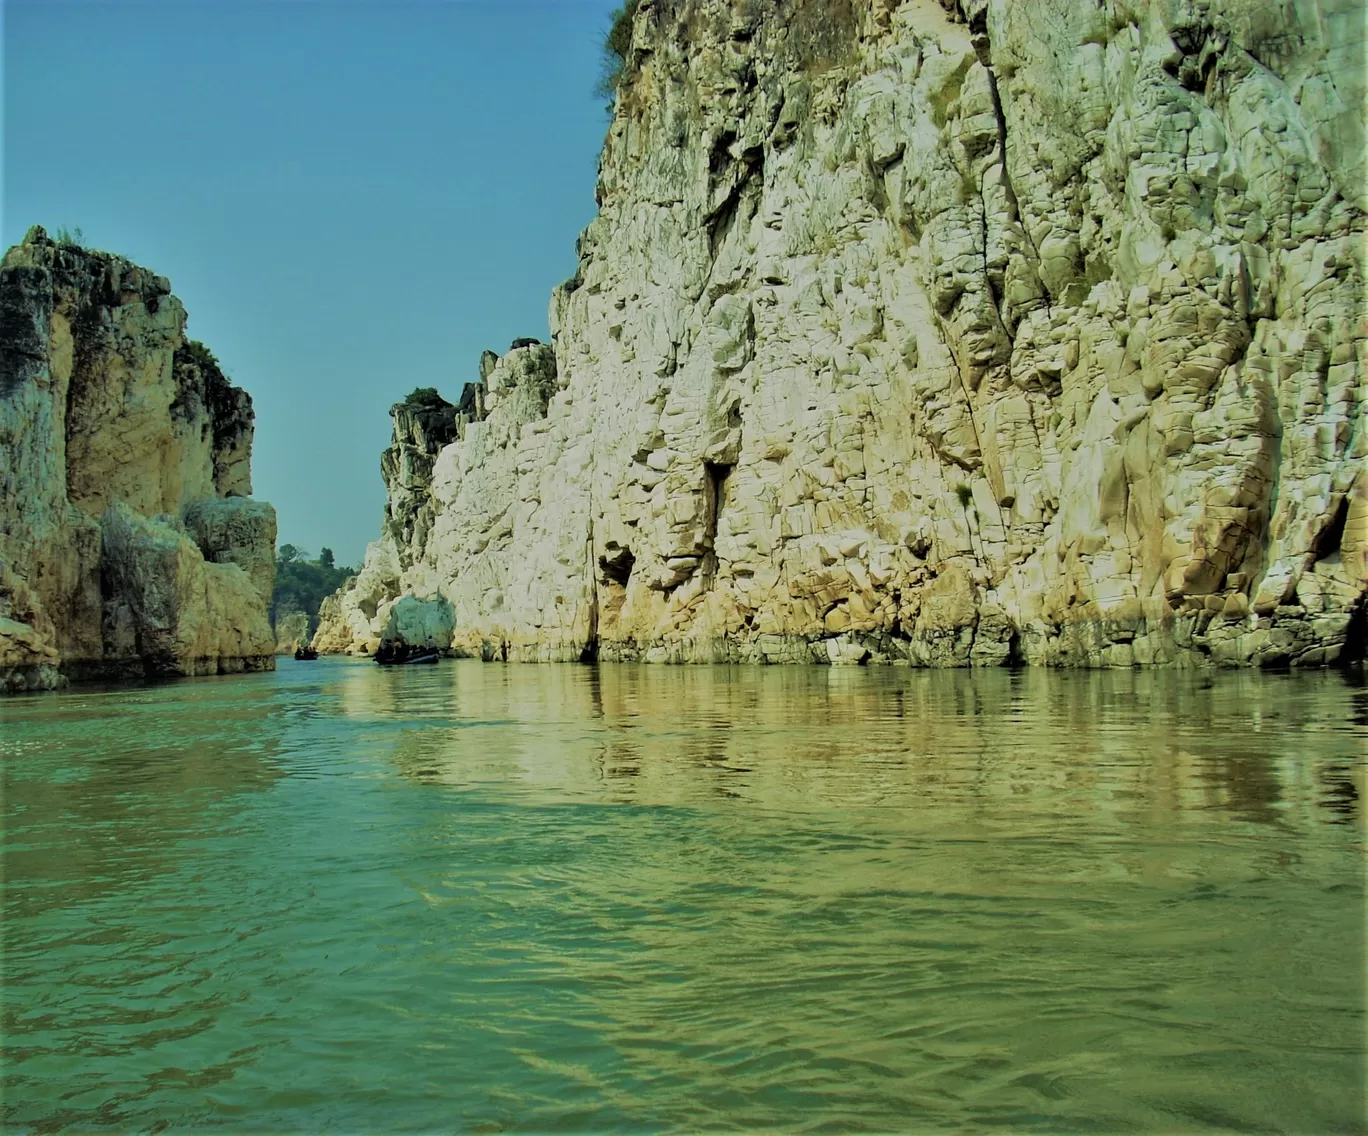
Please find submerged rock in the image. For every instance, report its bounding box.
[318,0,1365,668]
[0,226,276,690]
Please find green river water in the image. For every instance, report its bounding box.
[1,659,1364,1133]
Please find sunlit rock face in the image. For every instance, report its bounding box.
[0,226,276,691]
[317,0,1365,668]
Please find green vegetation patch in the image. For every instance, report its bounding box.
[597,0,642,102]
[272,546,356,634]
[391,386,450,415]
[179,338,221,374]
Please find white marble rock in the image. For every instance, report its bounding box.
[316,0,1366,668]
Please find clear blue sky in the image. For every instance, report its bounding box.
[4,0,622,568]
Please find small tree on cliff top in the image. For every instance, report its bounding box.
[392,387,447,415]
[181,339,221,371]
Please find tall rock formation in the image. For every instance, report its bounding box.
[0,226,277,691]
[317,0,1366,667]
[273,610,311,655]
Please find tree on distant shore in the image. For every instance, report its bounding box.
[271,546,356,632]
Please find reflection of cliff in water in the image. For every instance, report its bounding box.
[360,662,1362,828]
[0,677,285,920]
[361,664,1363,1132]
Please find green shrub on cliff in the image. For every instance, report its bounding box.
[595,0,641,102]
[392,386,447,415]
[180,338,221,372]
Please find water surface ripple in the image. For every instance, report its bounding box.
[2,661,1364,1132]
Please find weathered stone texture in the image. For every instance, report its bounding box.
[0,227,276,691]
[317,0,1365,668]
[273,609,311,656]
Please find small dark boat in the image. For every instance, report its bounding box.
[374,643,441,666]
[294,646,319,661]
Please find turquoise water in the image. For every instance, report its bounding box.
[2,660,1364,1132]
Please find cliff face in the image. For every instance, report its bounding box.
[0,227,276,691]
[273,610,311,655]
[318,0,1366,667]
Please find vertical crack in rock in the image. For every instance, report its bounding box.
[582,519,600,664]
[702,459,734,583]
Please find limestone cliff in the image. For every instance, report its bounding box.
[273,610,311,655]
[318,0,1366,668]
[0,226,276,691]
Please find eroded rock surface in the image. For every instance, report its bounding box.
[0,227,276,691]
[317,0,1365,668]
[273,610,311,655]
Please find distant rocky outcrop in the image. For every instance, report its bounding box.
[273,609,311,655]
[0,226,276,691]
[311,374,514,654]
[318,0,1365,668]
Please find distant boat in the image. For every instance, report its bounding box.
[375,644,440,666]
[294,646,319,661]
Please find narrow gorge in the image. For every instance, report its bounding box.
[0,226,276,692]
[5,5,1365,1129]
